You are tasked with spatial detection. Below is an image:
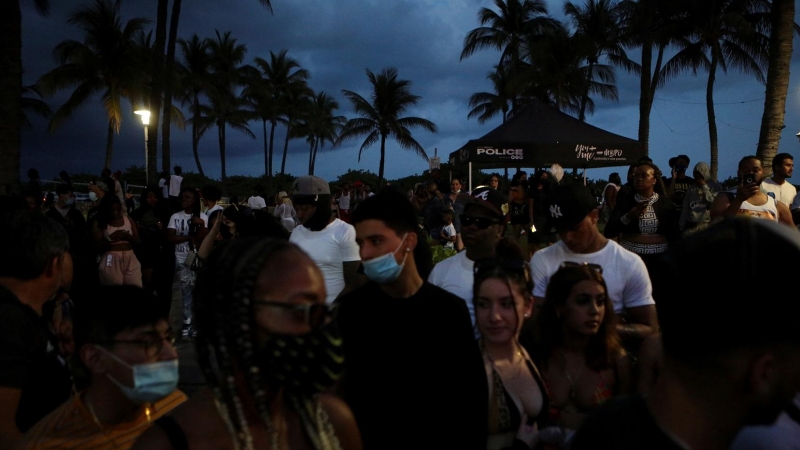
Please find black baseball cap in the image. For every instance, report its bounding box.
[545,184,598,233]
[464,187,508,219]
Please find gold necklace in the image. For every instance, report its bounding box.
[559,350,585,401]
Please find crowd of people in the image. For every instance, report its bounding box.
[1,152,800,450]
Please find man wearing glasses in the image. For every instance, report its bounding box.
[428,186,508,327]
[530,184,658,344]
[18,285,185,449]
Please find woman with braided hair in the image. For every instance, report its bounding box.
[132,238,362,450]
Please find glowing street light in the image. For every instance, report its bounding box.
[134,109,150,184]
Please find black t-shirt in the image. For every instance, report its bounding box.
[0,285,68,432]
[664,176,695,210]
[571,395,688,450]
[336,281,488,450]
[509,201,529,224]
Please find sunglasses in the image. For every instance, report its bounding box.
[254,300,337,328]
[559,261,603,274]
[460,215,500,229]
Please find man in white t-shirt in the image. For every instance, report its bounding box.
[338,183,352,223]
[200,185,223,216]
[289,176,364,304]
[158,171,169,200]
[168,166,183,211]
[531,183,658,343]
[166,188,207,337]
[762,153,797,208]
[247,187,267,210]
[428,187,508,327]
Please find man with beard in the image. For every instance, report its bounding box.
[572,218,800,450]
[428,186,508,327]
[762,153,796,208]
[0,212,72,448]
[710,155,794,227]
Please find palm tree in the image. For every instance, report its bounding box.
[1,0,49,191]
[20,85,52,128]
[278,82,313,176]
[336,68,437,183]
[564,0,638,121]
[756,0,798,173]
[177,34,211,175]
[37,0,149,169]
[661,0,770,179]
[248,50,310,180]
[294,91,345,175]
[461,0,559,110]
[467,65,513,124]
[202,30,255,183]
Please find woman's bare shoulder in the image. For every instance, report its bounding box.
[317,393,363,450]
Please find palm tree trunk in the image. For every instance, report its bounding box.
[192,117,204,176]
[148,0,168,182]
[0,0,22,192]
[308,141,314,175]
[312,139,319,175]
[161,0,182,177]
[280,123,292,176]
[379,134,387,183]
[191,93,204,175]
[638,40,652,156]
[268,120,276,177]
[218,121,227,182]
[105,120,115,169]
[706,53,719,181]
[756,0,795,177]
[261,120,269,176]
[579,61,595,122]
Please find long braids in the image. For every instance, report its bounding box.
[194,238,295,449]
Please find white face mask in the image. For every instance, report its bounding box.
[89,191,98,202]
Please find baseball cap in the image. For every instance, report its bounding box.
[669,154,690,168]
[545,184,598,233]
[464,186,509,219]
[292,176,330,197]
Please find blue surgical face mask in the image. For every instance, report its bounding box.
[362,233,408,284]
[99,347,179,404]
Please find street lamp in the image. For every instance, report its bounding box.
[796,131,800,143]
[134,109,150,184]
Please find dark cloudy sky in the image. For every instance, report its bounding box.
[20,0,800,185]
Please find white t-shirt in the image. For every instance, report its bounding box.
[248,195,267,210]
[206,204,223,216]
[531,240,654,313]
[442,224,456,249]
[761,178,797,207]
[168,210,208,264]
[338,193,351,210]
[168,175,183,197]
[428,251,475,325]
[158,178,169,199]
[290,219,361,304]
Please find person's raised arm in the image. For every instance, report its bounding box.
[709,191,733,222]
[617,304,658,342]
[198,216,221,260]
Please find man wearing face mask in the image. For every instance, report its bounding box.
[336,191,487,450]
[17,285,185,449]
[0,212,72,448]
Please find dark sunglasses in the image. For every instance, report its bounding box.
[560,261,603,274]
[460,214,500,229]
[254,300,337,328]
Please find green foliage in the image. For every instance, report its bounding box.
[429,239,458,265]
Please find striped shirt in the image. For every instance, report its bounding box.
[16,390,186,449]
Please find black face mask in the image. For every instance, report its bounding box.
[254,321,345,395]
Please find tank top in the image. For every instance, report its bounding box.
[103,216,133,244]
[736,194,778,222]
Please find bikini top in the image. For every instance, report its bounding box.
[544,367,615,422]
[488,355,550,435]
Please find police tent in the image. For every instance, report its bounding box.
[449,98,644,190]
